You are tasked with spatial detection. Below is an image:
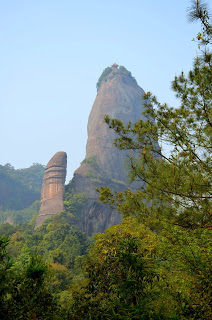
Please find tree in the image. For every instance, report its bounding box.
[69,218,183,320]
[100,0,212,229]
[0,236,13,312]
[0,236,63,320]
[98,1,212,318]
[188,0,212,46]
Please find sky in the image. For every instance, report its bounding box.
[0,0,201,182]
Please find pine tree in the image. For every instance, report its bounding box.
[98,1,212,318]
[99,0,212,230]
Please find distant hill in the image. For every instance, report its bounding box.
[0,163,44,211]
[0,200,41,225]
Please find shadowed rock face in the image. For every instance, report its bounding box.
[35,152,67,228]
[68,67,147,236]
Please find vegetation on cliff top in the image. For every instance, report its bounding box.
[96,65,137,91]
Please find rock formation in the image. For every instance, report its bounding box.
[67,65,148,236]
[35,151,67,228]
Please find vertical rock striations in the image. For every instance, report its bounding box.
[77,66,146,182]
[68,66,148,236]
[35,152,67,228]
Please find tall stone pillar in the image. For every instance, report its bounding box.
[35,151,67,228]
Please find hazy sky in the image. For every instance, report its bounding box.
[0,0,200,182]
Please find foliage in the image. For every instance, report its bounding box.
[0,168,40,211]
[97,2,212,319]
[0,200,40,224]
[63,190,88,219]
[81,156,99,169]
[0,163,44,213]
[0,236,13,305]
[96,66,113,91]
[0,236,63,320]
[0,3,210,319]
[69,217,202,319]
[188,0,212,45]
[118,65,137,84]
[99,2,212,231]
[2,163,45,192]
[83,171,103,183]
[0,222,16,236]
[0,212,89,294]
[96,65,137,91]
[68,218,212,319]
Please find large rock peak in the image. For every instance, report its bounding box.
[34,66,148,234]
[76,66,145,183]
[70,66,146,235]
[35,151,67,228]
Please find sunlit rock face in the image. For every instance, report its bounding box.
[76,69,145,182]
[35,152,67,228]
[69,66,147,236]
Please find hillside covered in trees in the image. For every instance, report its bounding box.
[0,1,211,319]
[0,163,44,224]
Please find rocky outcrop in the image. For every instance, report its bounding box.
[35,152,67,228]
[67,66,147,236]
[76,67,146,182]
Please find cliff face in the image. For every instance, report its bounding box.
[35,152,67,228]
[68,66,147,236]
[76,69,145,182]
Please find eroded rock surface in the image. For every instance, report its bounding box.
[76,68,145,182]
[35,152,67,228]
[68,66,147,236]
